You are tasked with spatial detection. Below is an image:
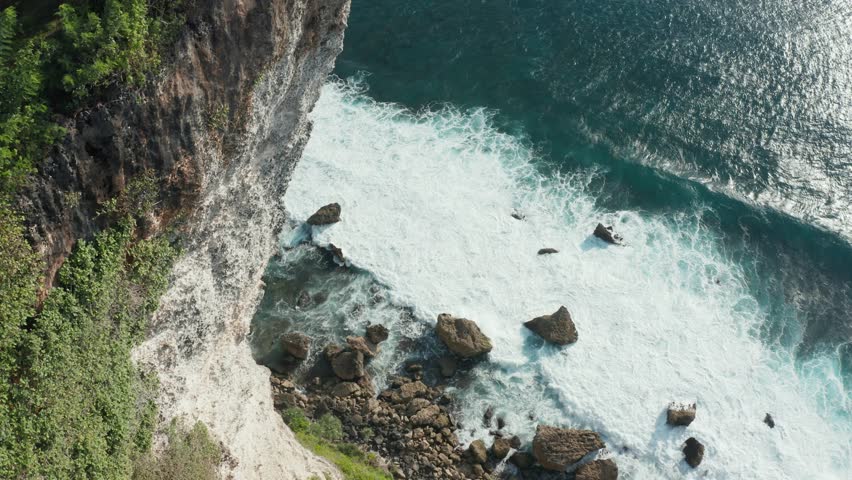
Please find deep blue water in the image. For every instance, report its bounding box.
[334,0,852,395]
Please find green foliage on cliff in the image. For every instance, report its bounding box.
[282,408,392,480]
[131,419,223,480]
[0,217,178,478]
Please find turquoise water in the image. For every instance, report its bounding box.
[335,0,851,397]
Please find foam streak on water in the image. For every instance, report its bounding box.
[284,80,851,479]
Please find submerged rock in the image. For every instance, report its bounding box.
[467,439,488,464]
[593,223,622,245]
[575,459,619,480]
[438,355,457,377]
[666,402,696,427]
[435,314,493,358]
[280,332,311,360]
[483,406,495,427]
[764,413,775,428]
[307,202,341,225]
[366,324,389,344]
[683,437,705,468]
[532,425,605,471]
[492,437,512,459]
[538,248,559,255]
[524,306,578,345]
[295,290,312,309]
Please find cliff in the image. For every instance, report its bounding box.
[17,0,351,477]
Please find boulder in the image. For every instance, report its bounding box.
[532,425,605,471]
[483,406,495,427]
[538,248,559,255]
[467,439,488,464]
[666,402,696,427]
[593,223,622,245]
[307,203,341,225]
[511,212,526,221]
[436,314,493,358]
[331,350,365,380]
[406,398,432,416]
[331,382,361,397]
[411,405,441,427]
[346,336,377,359]
[524,306,578,345]
[683,437,704,468]
[438,355,457,377]
[509,436,522,449]
[296,290,312,309]
[492,437,512,459]
[329,243,344,262]
[396,380,428,402]
[366,324,390,344]
[280,332,311,360]
[764,413,775,429]
[323,343,344,361]
[509,451,534,469]
[575,459,619,480]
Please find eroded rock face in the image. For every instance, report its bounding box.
[307,202,341,225]
[435,313,493,358]
[575,459,619,480]
[524,306,578,345]
[683,437,705,468]
[666,402,696,426]
[280,332,311,360]
[532,425,605,471]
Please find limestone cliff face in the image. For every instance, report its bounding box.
[18,0,351,478]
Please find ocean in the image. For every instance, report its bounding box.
[252,1,852,477]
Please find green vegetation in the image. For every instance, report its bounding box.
[281,408,392,480]
[131,419,223,480]
[0,215,178,478]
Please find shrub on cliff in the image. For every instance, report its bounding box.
[132,419,223,480]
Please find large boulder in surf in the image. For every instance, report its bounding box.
[467,439,488,464]
[575,459,619,480]
[280,332,311,360]
[435,314,493,358]
[366,324,390,344]
[492,437,513,460]
[682,437,705,468]
[331,350,366,380]
[524,306,578,345]
[307,203,341,225]
[538,248,559,255]
[764,413,775,429]
[593,223,622,245]
[532,425,605,471]
[666,402,696,427]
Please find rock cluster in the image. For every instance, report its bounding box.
[435,314,493,358]
[524,306,578,345]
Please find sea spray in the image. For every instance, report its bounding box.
[280,79,851,479]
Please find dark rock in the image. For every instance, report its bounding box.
[467,440,488,464]
[331,382,360,397]
[307,203,341,225]
[436,313,492,358]
[509,451,534,469]
[280,332,311,360]
[313,292,328,305]
[296,290,312,309]
[666,402,696,427]
[406,363,423,374]
[593,223,622,245]
[511,212,526,221]
[492,437,512,459]
[329,243,344,262]
[509,436,521,449]
[497,417,506,430]
[532,425,605,471]
[323,344,344,361]
[524,306,578,345]
[366,324,390,344]
[682,437,704,468]
[538,248,559,255]
[575,459,619,480]
[346,336,377,359]
[483,406,495,427]
[764,413,775,429]
[331,350,365,380]
[438,356,457,378]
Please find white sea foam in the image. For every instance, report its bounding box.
[284,79,852,479]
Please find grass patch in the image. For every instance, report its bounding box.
[282,408,391,480]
